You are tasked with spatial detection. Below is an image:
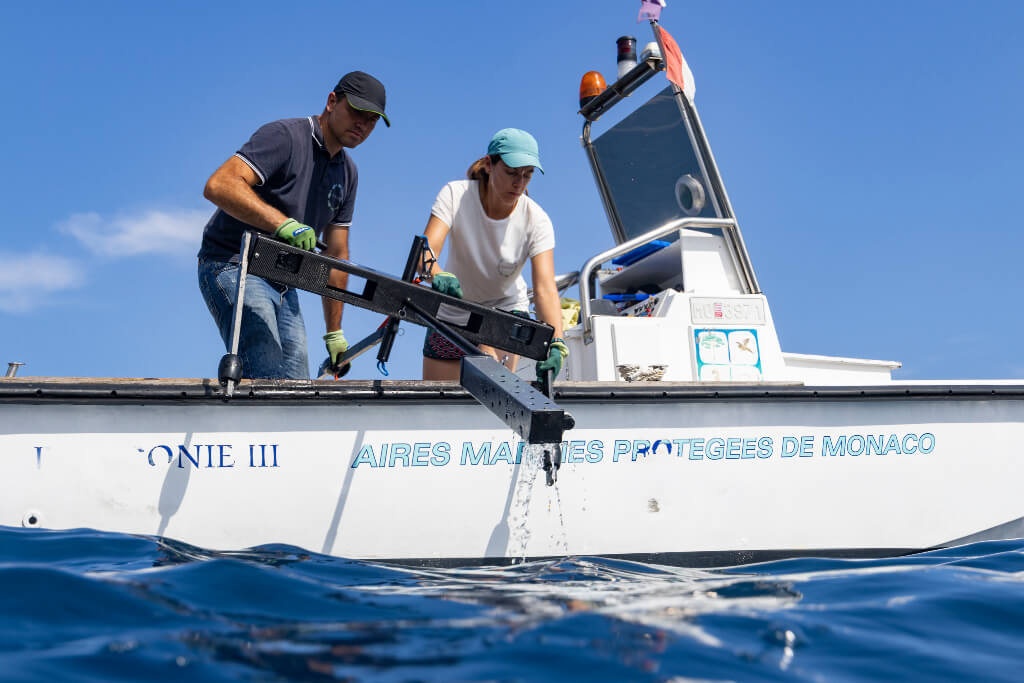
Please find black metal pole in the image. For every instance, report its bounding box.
[400,298,483,358]
[376,235,428,366]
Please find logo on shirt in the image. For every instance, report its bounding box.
[497,258,518,277]
[327,184,344,213]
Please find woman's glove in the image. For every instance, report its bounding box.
[536,338,569,381]
[275,218,316,251]
[431,271,463,299]
[323,330,349,368]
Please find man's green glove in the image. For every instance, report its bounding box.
[275,218,316,251]
[431,271,463,299]
[536,339,569,381]
[323,330,349,368]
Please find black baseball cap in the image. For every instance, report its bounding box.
[334,71,390,127]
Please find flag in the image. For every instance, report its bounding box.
[637,0,665,22]
[657,25,695,102]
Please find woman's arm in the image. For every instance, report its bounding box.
[530,249,564,339]
[421,215,451,278]
[321,224,350,332]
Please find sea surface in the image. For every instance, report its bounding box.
[1,527,1022,682]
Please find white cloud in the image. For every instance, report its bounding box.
[60,208,209,257]
[0,253,86,313]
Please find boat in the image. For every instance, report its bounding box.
[2,20,1022,567]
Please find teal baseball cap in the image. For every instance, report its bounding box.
[487,128,544,173]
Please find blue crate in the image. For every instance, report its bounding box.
[602,293,651,302]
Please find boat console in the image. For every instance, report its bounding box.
[526,32,900,386]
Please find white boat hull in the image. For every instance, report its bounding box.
[2,379,1022,566]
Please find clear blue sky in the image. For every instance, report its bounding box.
[2,1,1022,381]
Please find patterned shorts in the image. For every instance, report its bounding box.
[421,310,532,360]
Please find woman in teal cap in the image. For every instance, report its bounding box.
[420,128,567,381]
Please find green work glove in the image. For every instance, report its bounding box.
[431,271,463,299]
[275,218,316,251]
[536,339,569,381]
[323,330,349,367]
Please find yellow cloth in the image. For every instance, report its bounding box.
[560,297,580,330]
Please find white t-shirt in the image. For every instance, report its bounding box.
[430,179,555,311]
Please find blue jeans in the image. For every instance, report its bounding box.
[198,259,309,379]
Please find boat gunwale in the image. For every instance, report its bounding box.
[1,378,1024,404]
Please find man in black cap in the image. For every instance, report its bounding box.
[198,71,389,379]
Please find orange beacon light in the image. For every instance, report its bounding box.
[579,71,607,109]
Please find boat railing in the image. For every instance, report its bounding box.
[577,216,739,343]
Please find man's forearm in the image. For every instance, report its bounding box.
[205,175,288,233]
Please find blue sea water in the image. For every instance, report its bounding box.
[1,528,1022,681]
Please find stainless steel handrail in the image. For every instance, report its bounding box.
[577,217,737,342]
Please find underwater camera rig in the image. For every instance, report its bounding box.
[217,231,573,481]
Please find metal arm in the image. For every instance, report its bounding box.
[227,233,574,449]
[244,233,554,360]
[396,298,575,448]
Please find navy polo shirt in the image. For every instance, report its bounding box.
[198,116,359,262]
